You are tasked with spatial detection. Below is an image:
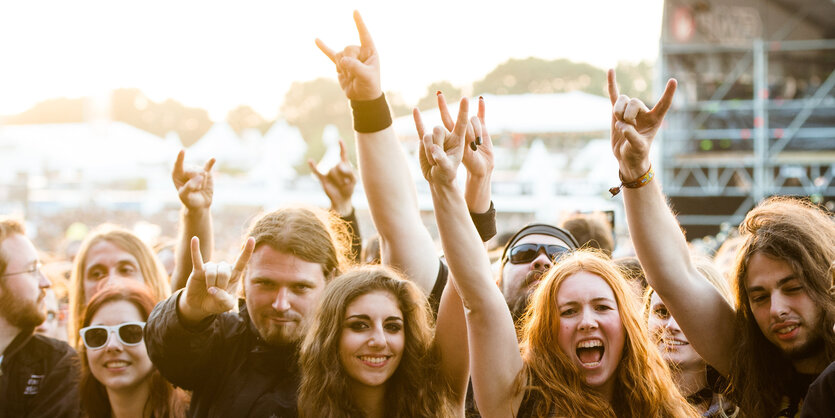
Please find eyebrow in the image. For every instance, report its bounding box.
[345,314,403,322]
[558,297,616,307]
[747,275,797,293]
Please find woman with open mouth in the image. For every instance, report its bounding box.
[418,91,698,416]
[78,281,188,418]
[645,257,739,417]
[297,265,468,417]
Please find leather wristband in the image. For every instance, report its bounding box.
[609,164,654,197]
[470,200,497,242]
[350,94,392,133]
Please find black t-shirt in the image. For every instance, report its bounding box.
[775,371,819,417]
[799,361,835,418]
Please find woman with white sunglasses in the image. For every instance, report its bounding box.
[78,282,187,418]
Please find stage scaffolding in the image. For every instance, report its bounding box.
[659,0,835,237]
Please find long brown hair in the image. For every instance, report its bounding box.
[78,282,187,418]
[298,265,456,417]
[728,197,835,417]
[519,250,698,417]
[69,225,170,348]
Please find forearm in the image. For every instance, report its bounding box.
[171,207,213,291]
[430,181,523,413]
[464,173,491,214]
[429,182,501,310]
[623,180,698,295]
[356,127,439,291]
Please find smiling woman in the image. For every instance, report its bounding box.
[298,265,459,418]
[79,282,187,418]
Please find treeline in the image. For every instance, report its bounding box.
[4,58,652,166]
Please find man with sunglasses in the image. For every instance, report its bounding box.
[499,224,579,321]
[0,218,80,418]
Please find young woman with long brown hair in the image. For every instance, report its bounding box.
[298,265,466,417]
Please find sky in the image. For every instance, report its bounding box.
[0,0,664,121]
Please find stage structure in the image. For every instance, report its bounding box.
[660,0,835,238]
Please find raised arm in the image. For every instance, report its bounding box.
[421,99,524,416]
[315,11,439,292]
[171,150,215,291]
[608,70,736,375]
[308,138,362,262]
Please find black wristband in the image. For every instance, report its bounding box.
[350,94,393,133]
[470,201,497,242]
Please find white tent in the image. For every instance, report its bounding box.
[394,91,612,138]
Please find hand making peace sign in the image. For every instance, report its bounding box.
[607,69,677,181]
[315,11,382,101]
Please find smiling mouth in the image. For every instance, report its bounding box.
[661,339,689,347]
[104,361,130,369]
[358,355,391,367]
[576,339,605,367]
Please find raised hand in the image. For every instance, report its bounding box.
[179,236,255,320]
[424,92,495,180]
[315,11,382,101]
[416,98,470,186]
[607,69,677,180]
[172,150,215,210]
[308,138,357,216]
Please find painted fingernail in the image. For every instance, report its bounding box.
[479,96,483,100]
[470,142,478,151]
[475,136,482,145]
[436,90,442,96]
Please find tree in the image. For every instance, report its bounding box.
[226,105,271,136]
[416,81,463,110]
[472,57,606,96]
[280,78,353,173]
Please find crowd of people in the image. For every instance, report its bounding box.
[1,11,834,418]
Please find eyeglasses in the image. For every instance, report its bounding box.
[508,243,570,264]
[1,261,43,277]
[79,322,146,350]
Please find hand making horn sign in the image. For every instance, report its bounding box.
[308,138,357,217]
[607,69,677,196]
[315,11,382,102]
[178,236,255,323]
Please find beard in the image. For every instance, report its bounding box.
[0,284,45,330]
[506,270,546,323]
[783,326,825,361]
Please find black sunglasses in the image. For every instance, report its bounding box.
[508,243,570,264]
[79,322,145,350]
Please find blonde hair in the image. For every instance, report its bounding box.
[69,225,170,348]
[519,249,698,417]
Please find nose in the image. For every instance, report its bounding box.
[770,292,791,320]
[37,269,51,289]
[103,330,123,351]
[367,325,386,349]
[578,309,599,332]
[662,314,681,334]
[272,288,291,312]
[531,251,553,271]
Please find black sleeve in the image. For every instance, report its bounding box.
[800,362,835,417]
[144,289,227,391]
[27,341,81,418]
[428,259,448,319]
[340,208,362,264]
